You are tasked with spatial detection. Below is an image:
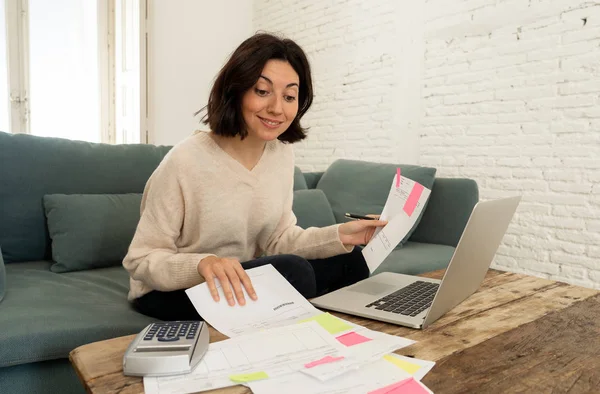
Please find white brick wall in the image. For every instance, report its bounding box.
[253,0,423,170]
[254,0,599,289]
[422,0,600,289]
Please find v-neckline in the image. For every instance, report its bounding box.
[203,132,270,176]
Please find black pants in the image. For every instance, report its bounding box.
[132,247,369,321]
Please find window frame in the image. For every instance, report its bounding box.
[3,0,147,144]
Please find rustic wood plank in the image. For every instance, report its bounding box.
[398,282,598,361]
[68,269,599,394]
[423,293,600,393]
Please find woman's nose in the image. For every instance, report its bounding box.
[267,95,283,115]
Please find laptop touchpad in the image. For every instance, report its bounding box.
[348,281,396,296]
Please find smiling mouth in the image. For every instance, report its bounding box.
[258,116,283,127]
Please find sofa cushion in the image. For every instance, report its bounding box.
[371,241,455,276]
[43,193,142,273]
[317,159,436,246]
[293,166,308,191]
[0,359,83,394]
[303,171,324,189]
[410,178,479,247]
[292,189,336,229]
[0,131,171,264]
[0,261,156,368]
[0,247,5,303]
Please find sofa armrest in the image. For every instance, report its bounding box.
[303,171,324,189]
[410,178,479,247]
[0,247,5,303]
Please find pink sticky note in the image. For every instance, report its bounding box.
[396,168,401,187]
[304,355,345,369]
[403,183,424,217]
[368,378,430,394]
[336,331,372,347]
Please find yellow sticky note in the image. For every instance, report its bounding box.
[229,371,269,383]
[300,313,353,334]
[384,355,421,374]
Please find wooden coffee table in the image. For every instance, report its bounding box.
[70,269,600,393]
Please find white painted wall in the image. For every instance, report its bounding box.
[147,0,253,146]
[421,0,600,289]
[254,0,423,171]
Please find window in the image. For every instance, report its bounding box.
[2,0,146,144]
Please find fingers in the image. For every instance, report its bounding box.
[366,214,381,220]
[365,227,376,244]
[213,265,235,306]
[224,263,246,306]
[360,220,387,228]
[203,272,221,303]
[234,264,258,301]
[200,257,257,306]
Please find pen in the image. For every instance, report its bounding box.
[344,213,376,220]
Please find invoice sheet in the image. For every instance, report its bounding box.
[248,353,434,394]
[186,264,322,337]
[144,321,346,394]
[301,327,415,381]
[363,174,431,273]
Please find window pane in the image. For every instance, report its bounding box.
[0,0,10,132]
[29,0,100,142]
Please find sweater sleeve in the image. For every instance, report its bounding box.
[122,153,214,292]
[260,171,353,260]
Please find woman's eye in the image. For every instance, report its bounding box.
[285,95,297,102]
[255,89,268,96]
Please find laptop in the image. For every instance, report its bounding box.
[311,196,521,329]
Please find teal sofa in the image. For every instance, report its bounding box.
[0,131,478,393]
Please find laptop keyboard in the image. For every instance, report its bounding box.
[365,281,439,317]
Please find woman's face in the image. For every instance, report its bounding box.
[241,59,300,142]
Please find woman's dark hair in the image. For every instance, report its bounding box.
[199,33,313,143]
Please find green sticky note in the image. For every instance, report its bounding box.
[383,355,421,374]
[229,371,269,383]
[300,313,353,334]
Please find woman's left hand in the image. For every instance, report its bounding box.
[338,215,387,246]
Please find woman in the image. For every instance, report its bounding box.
[123,33,386,321]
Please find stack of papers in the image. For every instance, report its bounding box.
[144,174,435,393]
[144,264,436,394]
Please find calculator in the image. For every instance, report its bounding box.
[123,320,210,377]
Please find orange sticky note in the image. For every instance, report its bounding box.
[403,183,424,217]
[368,377,430,394]
[304,355,345,369]
[336,331,372,347]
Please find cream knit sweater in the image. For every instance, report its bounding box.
[123,131,352,301]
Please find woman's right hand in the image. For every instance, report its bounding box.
[197,256,257,306]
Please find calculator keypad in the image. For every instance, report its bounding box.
[143,321,201,342]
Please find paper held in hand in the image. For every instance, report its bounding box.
[362,172,431,273]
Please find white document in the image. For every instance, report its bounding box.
[301,327,415,381]
[363,174,431,273]
[144,321,346,394]
[248,353,434,394]
[186,264,322,337]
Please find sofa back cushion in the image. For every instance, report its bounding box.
[293,166,308,190]
[0,247,5,303]
[410,178,479,247]
[43,193,143,273]
[292,189,337,229]
[317,159,436,246]
[0,132,171,263]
